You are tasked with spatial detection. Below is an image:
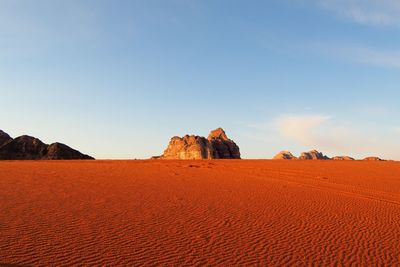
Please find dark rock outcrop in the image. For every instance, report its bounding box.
[299,150,330,160]
[0,130,12,147]
[43,142,93,160]
[0,130,94,160]
[273,151,297,160]
[0,135,48,160]
[207,128,240,159]
[158,128,240,160]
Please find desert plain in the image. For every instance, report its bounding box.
[1,160,400,266]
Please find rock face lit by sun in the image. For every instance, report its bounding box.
[155,128,241,160]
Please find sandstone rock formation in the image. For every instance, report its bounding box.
[332,156,355,161]
[273,151,297,160]
[160,135,214,160]
[159,128,240,160]
[299,150,330,160]
[208,128,241,159]
[0,130,94,160]
[363,157,384,161]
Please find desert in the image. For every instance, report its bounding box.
[2,1,400,266]
[1,160,399,266]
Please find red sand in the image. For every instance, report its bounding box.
[1,160,400,266]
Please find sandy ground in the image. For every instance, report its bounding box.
[1,160,399,266]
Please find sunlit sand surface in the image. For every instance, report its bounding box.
[1,160,399,266]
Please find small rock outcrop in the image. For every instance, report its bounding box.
[363,157,384,161]
[273,151,297,160]
[299,150,330,160]
[0,130,94,160]
[332,156,355,161]
[158,128,240,160]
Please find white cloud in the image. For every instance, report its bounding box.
[246,114,400,160]
[316,0,400,27]
[274,114,331,146]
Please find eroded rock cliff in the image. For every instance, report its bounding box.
[159,128,240,160]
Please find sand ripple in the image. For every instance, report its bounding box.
[1,160,399,266]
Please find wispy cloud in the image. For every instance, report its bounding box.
[274,114,331,146]
[316,0,400,27]
[272,114,360,154]
[247,114,400,159]
[305,1,400,69]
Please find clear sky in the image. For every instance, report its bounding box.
[1,0,399,159]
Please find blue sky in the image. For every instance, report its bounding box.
[1,0,399,159]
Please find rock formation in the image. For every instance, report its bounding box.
[0,135,48,160]
[273,151,297,160]
[0,130,12,147]
[207,128,241,159]
[332,156,355,161]
[299,150,330,160]
[0,130,94,160]
[43,142,93,160]
[363,157,384,161]
[273,151,358,160]
[160,135,214,160]
[159,128,240,160]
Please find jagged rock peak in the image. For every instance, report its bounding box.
[208,127,229,141]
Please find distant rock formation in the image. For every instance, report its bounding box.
[158,128,240,160]
[273,151,297,160]
[363,157,384,161]
[273,150,389,161]
[272,150,360,160]
[0,130,94,160]
[332,156,355,161]
[299,150,330,160]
